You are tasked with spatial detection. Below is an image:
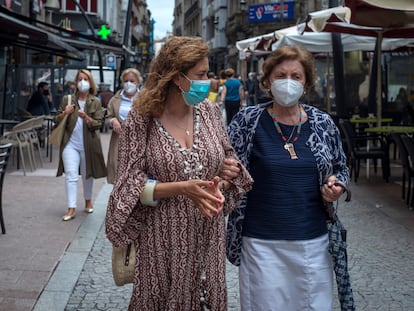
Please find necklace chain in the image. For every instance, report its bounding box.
[167,109,193,136]
[156,108,202,179]
[271,106,303,143]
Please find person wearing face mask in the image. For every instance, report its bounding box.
[226,45,355,311]
[105,36,253,310]
[27,82,52,116]
[54,69,107,221]
[105,67,142,184]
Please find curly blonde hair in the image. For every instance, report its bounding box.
[134,36,209,118]
[74,69,97,96]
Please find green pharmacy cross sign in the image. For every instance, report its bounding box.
[97,25,112,40]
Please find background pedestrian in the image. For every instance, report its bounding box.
[220,68,244,125]
[105,67,142,184]
[55,69,107,221]
[27,81,52,116]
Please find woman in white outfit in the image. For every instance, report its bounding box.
[54,69,107,221]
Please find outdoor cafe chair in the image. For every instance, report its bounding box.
[24,116,45,168]
[0,143,12,234]
[400,135,414,210]
[1,127,34,176]
[0,116,47,175]
[391,133,414,205]
[339,119,390,183]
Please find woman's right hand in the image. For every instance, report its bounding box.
[64,104,75,115]
[112,119,122,134]
[183,178,224,220]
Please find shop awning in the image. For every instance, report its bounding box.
[0,12,84,61]
[61,37,124,55]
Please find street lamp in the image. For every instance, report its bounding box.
[119,0,133,86]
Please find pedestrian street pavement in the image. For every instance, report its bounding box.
[36,166,414,311]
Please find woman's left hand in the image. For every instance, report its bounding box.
[321,175,344,202]
[219,158,240,181]
[78,110,93,126]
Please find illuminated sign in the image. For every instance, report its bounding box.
[97,25,112,40]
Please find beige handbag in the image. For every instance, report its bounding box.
[111,242,136,286]
[49,95,70,147]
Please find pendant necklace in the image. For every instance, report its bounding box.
[172,113,192,136]
[175,122,191,136]
[271,106,303,160]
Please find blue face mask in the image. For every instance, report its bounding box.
[181,74,211,106]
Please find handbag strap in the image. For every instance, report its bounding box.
[325,181,351,223]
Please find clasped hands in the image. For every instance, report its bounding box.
[64,104,93,126]
[187,158,241,220]
[185,176,224,220]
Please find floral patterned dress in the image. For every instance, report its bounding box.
[105,100,253,310]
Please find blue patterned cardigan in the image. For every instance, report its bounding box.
[226,102,355,311]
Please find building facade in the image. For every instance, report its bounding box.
[0,0,152,119]
[172,0,332,78]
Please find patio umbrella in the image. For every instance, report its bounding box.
[236,32,276,56]
[272,24,414,52]
[303,2,414,125]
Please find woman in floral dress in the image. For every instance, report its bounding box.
[105,36,253,310]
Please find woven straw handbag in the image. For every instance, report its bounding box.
[111,243,136,286]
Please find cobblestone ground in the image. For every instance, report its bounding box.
[65,180,414,310]
[64,222,240,311]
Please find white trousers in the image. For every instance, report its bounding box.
[62,143,93,209]
[239,234,333,311]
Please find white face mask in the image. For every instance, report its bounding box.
[77,79,90,93]
[271,79,304,107]
[123,81,137,94]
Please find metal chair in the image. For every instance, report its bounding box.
[339,119,390,183]
[390,133,414,204]
[0,143,13,234]
[400,135,414,209]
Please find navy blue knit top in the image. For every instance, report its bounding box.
[242,110,327,240]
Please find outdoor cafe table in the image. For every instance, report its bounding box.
[364,126,414,135]
[350,117,393,125]
[350,117,393,136]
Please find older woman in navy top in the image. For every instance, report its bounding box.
[226,45,353,310]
